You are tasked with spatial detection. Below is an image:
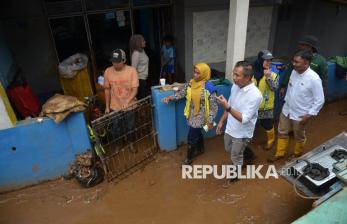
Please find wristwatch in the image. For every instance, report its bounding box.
[226,106,231,113]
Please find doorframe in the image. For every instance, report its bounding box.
[42,0,173,82]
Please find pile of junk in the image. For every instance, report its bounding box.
[64,149,104,188]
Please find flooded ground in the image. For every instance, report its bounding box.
[0,98,346,224]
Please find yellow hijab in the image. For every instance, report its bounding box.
[190,63,211,116]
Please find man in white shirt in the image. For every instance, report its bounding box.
[268,49,325,162]
[216,61,263,181]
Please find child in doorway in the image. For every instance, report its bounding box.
[161,35,176,84]
[162,63,218,165]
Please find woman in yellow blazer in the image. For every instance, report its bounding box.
[253,50,279,150]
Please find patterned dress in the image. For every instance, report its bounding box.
[173,83,218,128]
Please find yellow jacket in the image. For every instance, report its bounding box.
[253,72,278,111]
[184,81,215,123]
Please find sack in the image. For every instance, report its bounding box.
[58,53,88,79]
[40,94,86,123]
[7,85,41,119]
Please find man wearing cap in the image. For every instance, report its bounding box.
[279,35,328,97]
[104,49,139,113]
[104,49,139,149]
[268,49,324,162]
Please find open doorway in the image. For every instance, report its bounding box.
[88,10,132,74]
[47,2,173,88]
[132,6,172,87]
[49,16,90,62]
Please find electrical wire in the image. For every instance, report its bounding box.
[293,159,321,200]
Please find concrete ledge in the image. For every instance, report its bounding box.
[0,112,91,192]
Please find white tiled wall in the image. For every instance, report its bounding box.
[245,6,273,58]
[193,10,229,64]
[193,7,273,65]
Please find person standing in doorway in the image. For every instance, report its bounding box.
[161,35,176,85]
[130,34,149,99]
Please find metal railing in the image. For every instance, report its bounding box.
[91,96,157,182]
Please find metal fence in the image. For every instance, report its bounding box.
[91,96,158,182]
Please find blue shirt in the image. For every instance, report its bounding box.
[161,45,175,66]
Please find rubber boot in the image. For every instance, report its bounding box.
[268,138,289,162]
[264,127,275,150]
[182,145,195,165]
[294,140,306,157]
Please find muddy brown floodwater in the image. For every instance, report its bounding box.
[0,99,346,224]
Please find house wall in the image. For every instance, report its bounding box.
[0,112,91,192]
[0,22,14,88]
[175,0,275,80]
[0,0,61,95]
[192,6,273,64]
[172,0,186,82]
[183,0,230,79]
[245,6,274,58]
[273,0,347,60]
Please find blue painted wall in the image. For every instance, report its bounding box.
[0,112,91,192]
[152,83,231,151]
[175,83,231,145]
[152,87,177,151]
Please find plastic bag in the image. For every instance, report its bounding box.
[7,85,41,119]
[58,53,88,79]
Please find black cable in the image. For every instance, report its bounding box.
[293,159,320,199]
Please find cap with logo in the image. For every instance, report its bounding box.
[261,50,274,60]
[110,49,126,63]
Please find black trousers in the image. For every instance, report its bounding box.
[187,127,203,146]
[137,79,147,100]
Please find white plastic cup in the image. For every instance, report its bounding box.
[97,76,104,86]
[160,78,166,86]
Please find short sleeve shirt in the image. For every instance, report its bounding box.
[104,65,139,111]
